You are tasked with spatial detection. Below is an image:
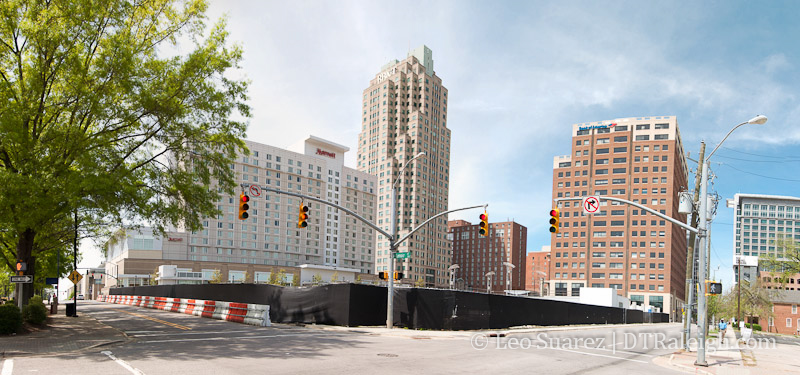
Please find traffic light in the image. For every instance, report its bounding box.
[378,272,404,280]
[549,209,560,233]
[16,260,24,276]
[298,203,309,228]
[238,193,250,220]
[479,212,488,236]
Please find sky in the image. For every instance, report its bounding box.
[72,0,800,293]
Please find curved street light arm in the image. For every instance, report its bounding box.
[707,121,748,160]
[395,204,487,246]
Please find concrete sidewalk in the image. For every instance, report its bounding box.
[0,302,129,356]
[658,326,799,374]
[306,322,672,339]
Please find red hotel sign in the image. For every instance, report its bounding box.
[167,237,183,242]
[316,148,336,158]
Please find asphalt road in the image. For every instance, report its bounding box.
[3,300,686,375]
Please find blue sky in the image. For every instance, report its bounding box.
[71,1,800,291]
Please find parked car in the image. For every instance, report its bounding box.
[76,294,85,300]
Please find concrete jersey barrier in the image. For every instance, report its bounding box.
[97,294,271,327]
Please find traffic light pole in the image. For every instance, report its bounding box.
[242,184,486,329]
[553,196,699,235]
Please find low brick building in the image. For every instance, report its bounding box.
[766,290,800,335]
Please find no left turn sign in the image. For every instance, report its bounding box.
[583,196,600,214]
[249,184,261,197]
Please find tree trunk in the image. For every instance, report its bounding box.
[16,228,37,307]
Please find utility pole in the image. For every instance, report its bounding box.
[737,257,742,324]
[684,142,705,350]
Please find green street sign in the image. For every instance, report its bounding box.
[395,252,410,259]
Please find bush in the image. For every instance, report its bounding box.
[745,323,762,331]
[0,303,22,334]
[22,296,48,325]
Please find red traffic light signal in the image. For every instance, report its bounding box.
[479,212,488,236]
[298,203,309,228]
[238,193,250,220]
[549,209,560,233]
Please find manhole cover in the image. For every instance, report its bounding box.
[377,353,399,357]
[411,336,431,340]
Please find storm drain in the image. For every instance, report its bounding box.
[377,353,399,358]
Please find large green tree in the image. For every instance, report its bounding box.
[0,0,249,305]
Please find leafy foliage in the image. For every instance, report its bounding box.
[0,303,22,334]
[22,294,47,325]
[0,0,250,305]
[208,269,223,284]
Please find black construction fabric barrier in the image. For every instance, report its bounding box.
[111,284,668,329]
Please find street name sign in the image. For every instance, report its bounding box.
[582,196,600,215]
[68,270,83,284]
[11,275,32,283]
[395,252,410,259]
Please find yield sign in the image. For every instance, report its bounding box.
[582,196,600,214]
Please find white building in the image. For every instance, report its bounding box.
[728,193,800,283]
[185,136,377,273]
[102,136,378,292]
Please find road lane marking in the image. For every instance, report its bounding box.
[137,332,336,344]
[132,329,258,337]
[111,309,191,330]
[542,346,649,364]
[1,359,13,375]
[101,351,144,375]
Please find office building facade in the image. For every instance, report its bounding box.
[357,45,452,286]
[449,220,527,292]
[549,116,689,316]
[729,193,800,289]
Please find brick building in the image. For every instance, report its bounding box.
[525,247,550,295]
[449,220,527,292]
[549,116,689,317]
[766,290,800,335]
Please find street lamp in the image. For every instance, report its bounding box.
[485,271,495,294]
[536,270,547,297]
[502,262,515,293]
[387,151,426,329]
[448,264,460,290]
[695,115,767,366]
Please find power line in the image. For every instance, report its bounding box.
[719,146,800,159]
[719,163,800,182]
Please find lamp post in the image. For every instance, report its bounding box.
[485,271,495,293]
[536,270,547,297]
[448,264,460,290]
[503,262,515,293]
[695,115,767,366]
[387,152,426,329]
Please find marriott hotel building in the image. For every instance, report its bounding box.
[549,116,689,319]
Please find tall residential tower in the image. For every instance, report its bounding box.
[357,45,452,287]
[549,116,689,318]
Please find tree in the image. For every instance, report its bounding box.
[355,274,362,284]
[330,271,338,283]
[761,234,800,287]
[269,269,286,286]
[149,266,159,286]
[311,273,322,285]
[0,0,250,306]
[415,278,425,288]
[243,271,250,284]
[208,270,223,284]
